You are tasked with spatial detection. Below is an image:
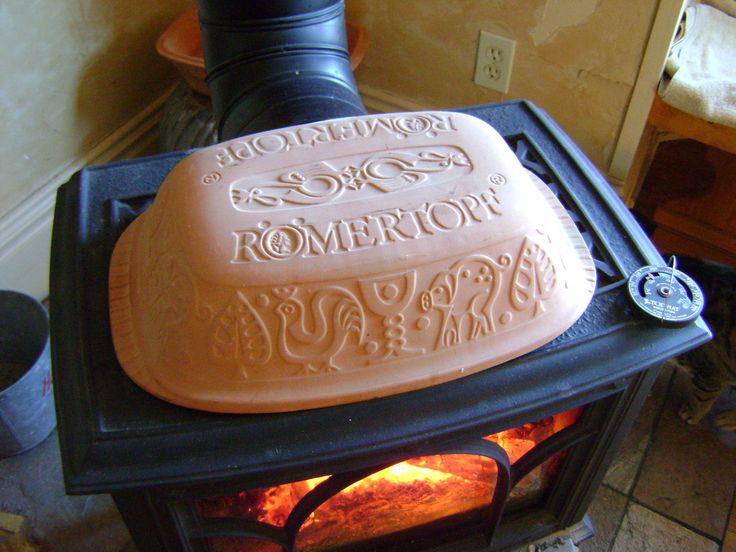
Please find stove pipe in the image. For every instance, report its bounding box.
[196,0,367,140]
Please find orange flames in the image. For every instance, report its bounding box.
[197,408,582,552]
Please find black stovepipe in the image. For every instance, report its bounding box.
[196,0,367,140]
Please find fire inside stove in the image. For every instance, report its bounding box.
[196,408,582,551]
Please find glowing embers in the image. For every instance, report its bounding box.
[296,458,492,551]
[196,408,582,551]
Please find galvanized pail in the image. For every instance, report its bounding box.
[0,290,55,457]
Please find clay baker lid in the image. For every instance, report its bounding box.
[109,111,596,413]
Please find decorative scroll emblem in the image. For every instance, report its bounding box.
[230,147,471,211]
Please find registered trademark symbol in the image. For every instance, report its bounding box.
[202,172,221,185]
[489,173,506,185]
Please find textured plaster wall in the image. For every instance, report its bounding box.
[0,0,192,219]
[345,0,659,173]
[0,1,657,219]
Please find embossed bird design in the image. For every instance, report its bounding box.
[273,287,366,374]
[419,255,510,349]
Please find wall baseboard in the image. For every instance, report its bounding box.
[0,88,171,300]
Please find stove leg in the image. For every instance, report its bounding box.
[114,491,177,552]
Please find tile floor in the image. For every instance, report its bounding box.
[579,361,736,552]
[1,362,734,552]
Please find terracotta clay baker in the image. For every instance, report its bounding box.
[108,111,596,413]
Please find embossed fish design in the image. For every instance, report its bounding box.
[273,287,366,374]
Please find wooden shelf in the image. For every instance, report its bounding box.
[648,94,736,155]
[628,94,736,266]
[625,94,736,207]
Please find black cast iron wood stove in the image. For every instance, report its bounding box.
[50,2,710,551]
[50,100,711,551]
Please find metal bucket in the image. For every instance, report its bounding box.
[0,290,55,457]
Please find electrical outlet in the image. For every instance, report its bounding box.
[474,31,516,94]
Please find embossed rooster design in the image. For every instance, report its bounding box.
[419,254,511,349]
[230,147,471,210]
[272,287,366,374]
